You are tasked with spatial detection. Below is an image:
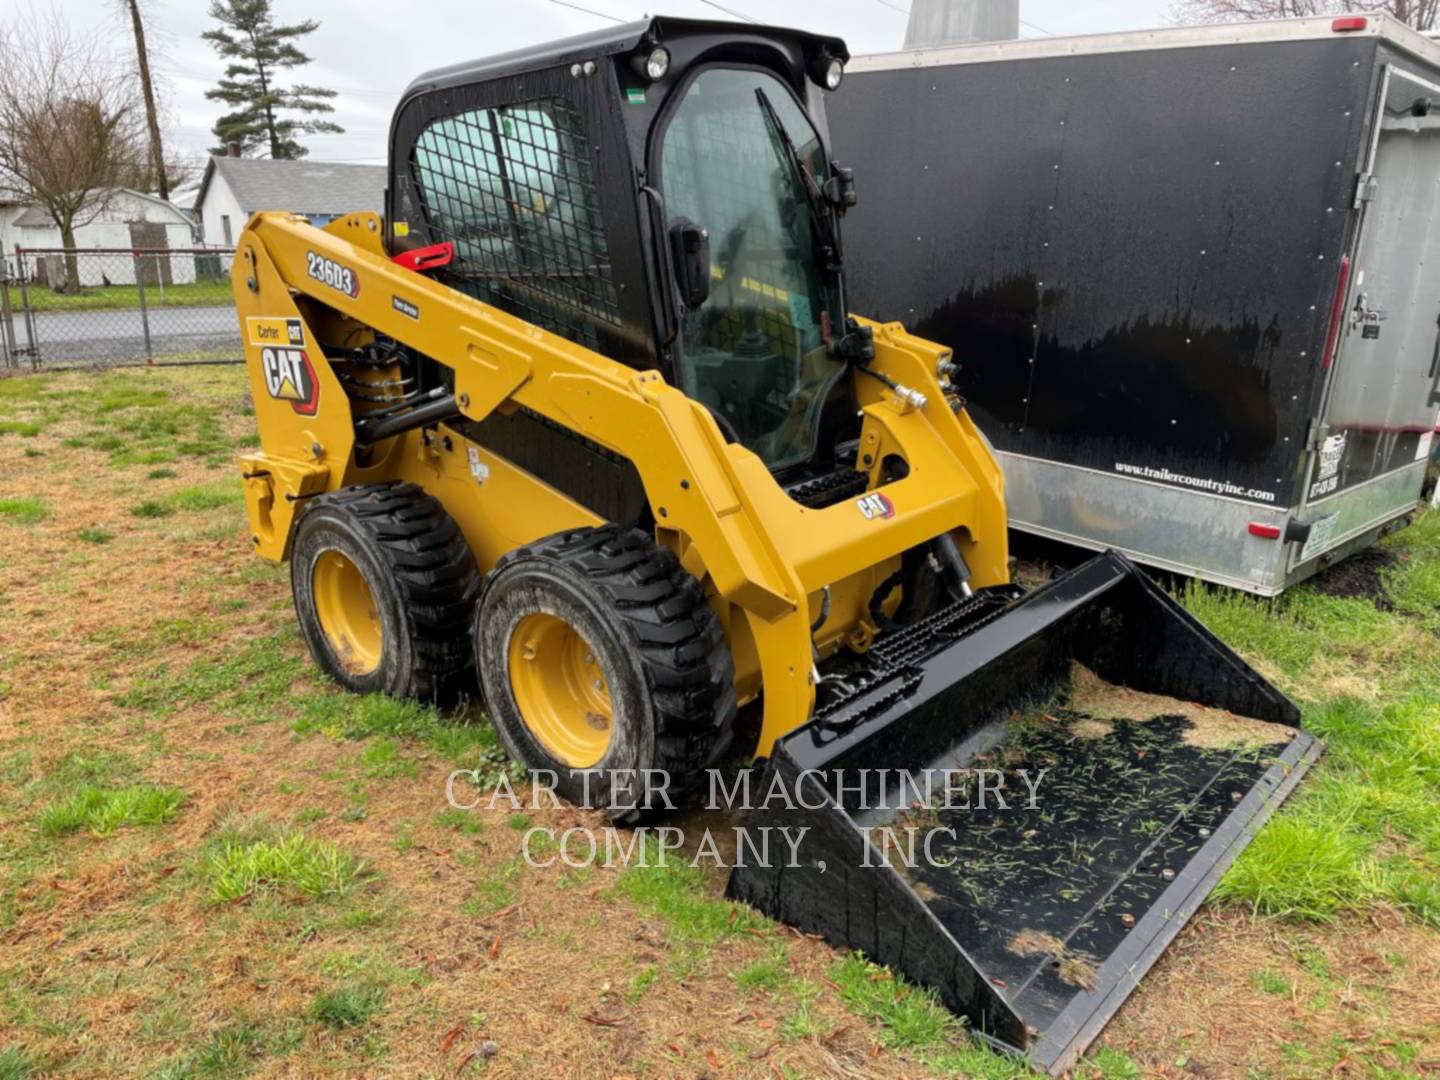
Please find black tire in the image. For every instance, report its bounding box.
[291,482,479,702]
[474,525,735,821]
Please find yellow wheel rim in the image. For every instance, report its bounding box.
[507,613,613,768]
[312,550,382,676]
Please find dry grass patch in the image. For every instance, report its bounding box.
[2,366,1436,1079]
[1102,907,1440,1078]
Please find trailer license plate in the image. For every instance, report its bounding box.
[1299,514,1339,562]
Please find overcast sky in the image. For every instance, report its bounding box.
[42,0,1173,181]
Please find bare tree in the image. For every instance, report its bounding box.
[0,11,145,293]
[1172,0,1440,29]
[118,0,169,200]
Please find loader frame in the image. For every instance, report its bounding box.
[233,210,1008,756]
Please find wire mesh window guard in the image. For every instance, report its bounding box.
[411,98,621,349]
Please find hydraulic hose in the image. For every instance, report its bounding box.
[354,393,460,446]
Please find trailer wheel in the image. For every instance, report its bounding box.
[475,526,735,821]
[291,482,479,702]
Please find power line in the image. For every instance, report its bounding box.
[698,0,758,23]
[549,0,628,22]
[872,0,909,14]
[1020,18,1054,35]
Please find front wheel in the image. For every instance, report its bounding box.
[474,526,735,821]
[291,482,479,702]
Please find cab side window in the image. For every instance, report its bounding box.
[411,98,620,348]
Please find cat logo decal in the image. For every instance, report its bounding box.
[856,492,895,520]
[260,347,319,415]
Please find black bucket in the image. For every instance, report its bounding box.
[726,552,1319,1076]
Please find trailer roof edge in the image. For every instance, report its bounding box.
[851,12,1440,73]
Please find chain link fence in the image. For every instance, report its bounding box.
[1,247,241,370]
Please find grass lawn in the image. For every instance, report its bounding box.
[0,365,1436,1078]
[3,279,234,313]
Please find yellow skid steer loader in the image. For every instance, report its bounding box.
[230,18,1318,1074]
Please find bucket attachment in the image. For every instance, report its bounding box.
[727,552,1319,1076]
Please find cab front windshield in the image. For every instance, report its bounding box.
[659,67,843,471]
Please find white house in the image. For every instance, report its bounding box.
[0,200,26,274]
[170,184,201,215]
[4,189,200,286]
[9,188,194,250]
[193,156,386,247]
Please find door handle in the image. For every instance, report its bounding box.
[1429,312,1440,380]
[1427,312,1440,405]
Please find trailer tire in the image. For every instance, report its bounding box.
[291,482,480,703]
[474,525,735,822]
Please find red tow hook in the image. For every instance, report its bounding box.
[391,241,455,272]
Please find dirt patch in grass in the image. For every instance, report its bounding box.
[1308,546,1400,606]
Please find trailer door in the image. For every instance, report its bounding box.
[1301,67,1440,559]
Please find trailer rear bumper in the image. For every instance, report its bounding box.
[998,451,1426,595]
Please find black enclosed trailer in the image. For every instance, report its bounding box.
[831,14,1440,594]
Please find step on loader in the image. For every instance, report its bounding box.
[230,17,1319,1074]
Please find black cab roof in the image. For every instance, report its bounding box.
[400,15,848,100]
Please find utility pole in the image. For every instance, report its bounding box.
[121,0,168,200]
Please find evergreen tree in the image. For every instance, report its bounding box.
[203,0,342,160]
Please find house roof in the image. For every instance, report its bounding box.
[196,156,386,217]
[11,189,191,228]
[119,188,192,220]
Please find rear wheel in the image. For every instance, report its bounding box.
[474,525,735,820]
[291,482,479,702]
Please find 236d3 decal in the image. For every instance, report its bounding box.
[306,251,360,298]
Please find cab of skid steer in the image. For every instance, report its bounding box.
[385,18,864,477]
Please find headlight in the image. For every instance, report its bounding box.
[631,45,670,82]
[808,53,846,91]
